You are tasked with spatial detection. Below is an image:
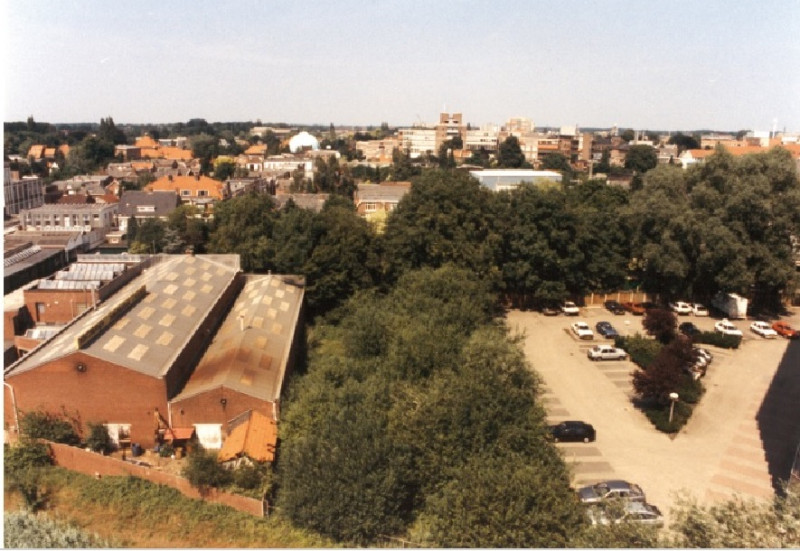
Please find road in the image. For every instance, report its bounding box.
[506,306,800,524]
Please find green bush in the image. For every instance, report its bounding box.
[85,423,114,454]
[615,334,662,369]
[693,331,742,349]
[182,447,232,494]
[19,410,81,445]
[233,462,267,492]
[158,443,174,458]
[644,400,693,433]
[677,377,705,404]
[4,441,54,511]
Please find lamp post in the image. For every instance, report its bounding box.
[669,392,679,424]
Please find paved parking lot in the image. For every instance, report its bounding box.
[506,306,800,523]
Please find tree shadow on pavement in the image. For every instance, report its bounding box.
[755,339,800,496]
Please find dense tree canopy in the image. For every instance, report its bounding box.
[276,267,581,546]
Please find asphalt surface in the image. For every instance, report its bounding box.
[506,306,800,526]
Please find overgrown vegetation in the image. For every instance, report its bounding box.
[85,423,114,454]
[4,510,107,548]
[19,410,81,445]
[276,266,582,546]
[692,330,742,349]
[4,466,333,548]
[4,441,54,512]
[182,447,233,495]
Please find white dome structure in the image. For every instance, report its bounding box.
[289,131,319,153]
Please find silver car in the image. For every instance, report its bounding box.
[577,480,646,504]
[587,501,664,527]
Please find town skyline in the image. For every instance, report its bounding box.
[4,0,799,131]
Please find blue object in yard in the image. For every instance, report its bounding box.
[131,443,142,457]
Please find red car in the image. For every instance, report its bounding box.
[622,302,645,315]
[772,321,799,339]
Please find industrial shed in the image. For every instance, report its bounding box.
[4,254,304,451]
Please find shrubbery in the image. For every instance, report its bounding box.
[19,410,80,445]
[615,334,662,369]
[182,447,232,494]
[85,423,114,454]
[4,440,54,511]
[692,331,742,349]
[4,510,107,548]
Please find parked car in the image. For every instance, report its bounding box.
[692,303,709,316]
[715,319,743,337]
[669,301,692,315]
[542,303,560,316]
[562,301,580,316]
[587,501,664,527]
[604,300,625,315]
[685,347,712,380]
[549,421,596,443]
[750,321,778,339]
[679,322,701,338]
[694,347,713,365]
[587,344,628,361]
[772,321,799,339]
[622,302,645,315]
[595,321,619,339]
[577,480,646,504]
[571,322,594,340]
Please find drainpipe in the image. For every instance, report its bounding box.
[4,382,20,435]
[167,401,173,429]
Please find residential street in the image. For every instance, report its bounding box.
[507,307,800,526]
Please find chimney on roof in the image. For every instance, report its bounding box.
[195,174,200,181]
[168,174,173,181]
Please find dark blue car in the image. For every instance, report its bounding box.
[595,321,619,339]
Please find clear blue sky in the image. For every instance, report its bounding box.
[4,0,799,132]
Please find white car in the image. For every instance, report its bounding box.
[669,301,692,315]
[692,303,709,316]
[715,319,743,337]
[562,301,580,316]
[587,345,628,361]
[571,322,594,340]
[750,321,778,338]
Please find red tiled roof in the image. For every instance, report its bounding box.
[217,410,277,463]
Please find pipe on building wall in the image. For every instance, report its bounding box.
[4,382,20,434]
[167,401,173,430]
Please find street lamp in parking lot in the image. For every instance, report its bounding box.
[669,392,679,424]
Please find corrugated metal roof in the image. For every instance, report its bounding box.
[171,274,304,404]
[5,254,241,379]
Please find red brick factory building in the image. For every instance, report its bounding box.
[4,253,304,451]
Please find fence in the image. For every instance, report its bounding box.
[582,291,654,307]
[47,442,265,517]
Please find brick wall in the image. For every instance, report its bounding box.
[47,442,264,517]
[582,291,654,307]
[5,351,168,447]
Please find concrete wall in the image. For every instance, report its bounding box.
[47,442,264,517]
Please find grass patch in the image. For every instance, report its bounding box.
[5,466,335,548]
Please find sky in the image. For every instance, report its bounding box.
[3,0,800,132]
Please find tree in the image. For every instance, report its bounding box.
[381,170,502,286]
[212,160,236,181]
[632,338,694,404]
[668,491,800,547]
[417,451,583,548]
[207,193,276,272]
[668,132,700,153]
[85,423,114,454]
[625,144,658,174]
[497,136,527,168]
[642,308,678,344]
[19,410,80,445]
[4,441,53,512]
[182,447,232,495]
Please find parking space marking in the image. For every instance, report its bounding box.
[556,445,603,457]
[708,474,775,500]
[717,459,773,484]
[570,461,615,475]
